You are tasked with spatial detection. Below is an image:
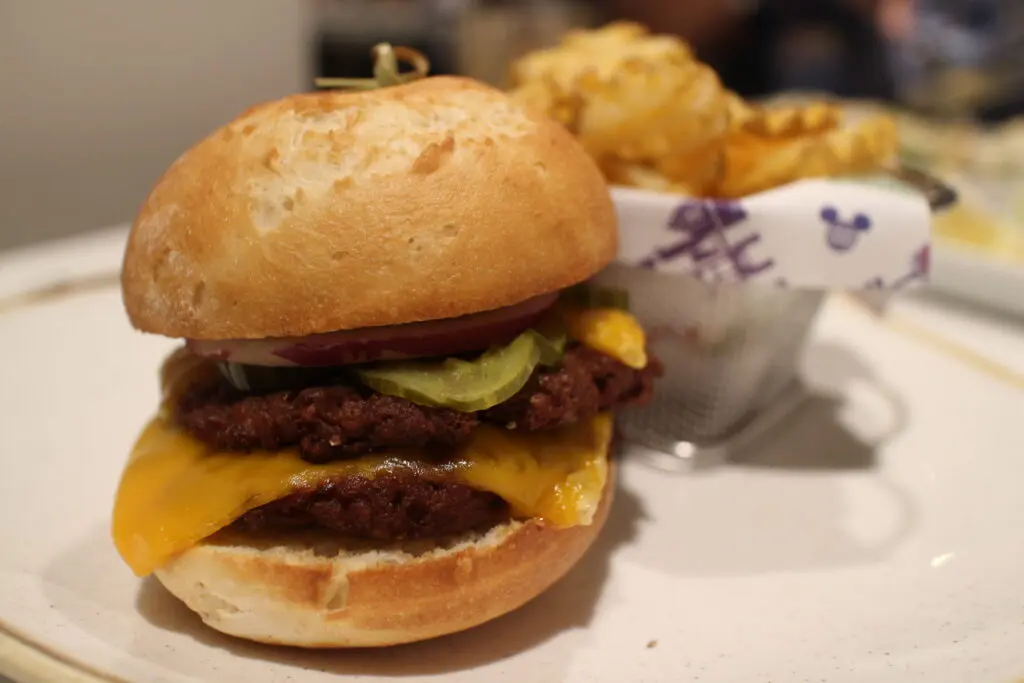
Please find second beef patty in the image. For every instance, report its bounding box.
[232,472,511,541]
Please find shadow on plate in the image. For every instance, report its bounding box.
[127,485,644,678]
[733,339,910,471]
[616,341,919,577]
[728,392,882,471]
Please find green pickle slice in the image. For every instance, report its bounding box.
[356,329,563,412]
[534,327,567,367]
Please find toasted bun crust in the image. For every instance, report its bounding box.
[122,76,617,340]
[153,464,614,648]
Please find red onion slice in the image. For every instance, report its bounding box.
[186,293,559,367]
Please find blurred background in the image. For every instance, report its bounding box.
[2,0,1022,258]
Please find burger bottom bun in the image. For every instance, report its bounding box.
[154,465,615,648]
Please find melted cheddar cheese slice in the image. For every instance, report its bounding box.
[112,307,644,577]
[112,413,612,577]
[565,307,648,370]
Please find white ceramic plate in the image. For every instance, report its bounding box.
[2,230,1024,683]
[930,244,1024,319]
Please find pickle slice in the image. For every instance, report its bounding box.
[535,328,567,366]
[356,330,554,412]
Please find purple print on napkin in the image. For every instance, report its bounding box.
[864,276,885,289]
[892,244,930,289]
[821,206,872,252]
[863,244,930,290]
[639,199,774,280]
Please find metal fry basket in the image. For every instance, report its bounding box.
[601,171,951,465]
[596,265,829,464]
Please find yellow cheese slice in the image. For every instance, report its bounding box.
[564,307,648,369]
[112,413,611,577]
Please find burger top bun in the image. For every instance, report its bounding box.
[153,465,614,648]
[122,76,617,341]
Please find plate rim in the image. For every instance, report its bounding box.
[0,619,122,683]
[0,243,128,683]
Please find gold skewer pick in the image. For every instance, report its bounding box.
[314,43,431,91]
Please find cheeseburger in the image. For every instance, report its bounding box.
[112,57,660,647]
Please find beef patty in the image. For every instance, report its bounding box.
[176,344,662,463]
[233,473,510,540]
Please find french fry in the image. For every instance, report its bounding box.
[509,23,729,162]
[714,115,899,198]
[734,101,842,138]
[510,23,900,200]
[601,159,702,196]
